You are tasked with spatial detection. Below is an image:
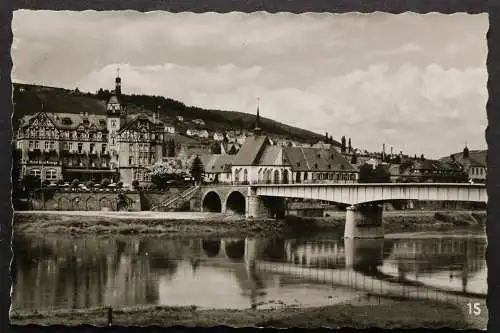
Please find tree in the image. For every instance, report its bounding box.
[348,138,352,153]
[21,175,41,197]
[211,142,222,154]
[341,136,346,153]
[358,163,391,183]
[86,180,95,189]
[148,159,186,190]
[132,179,140,190]
[190,155,205,184]
[101,178,111,187]
[420,154,425,160]
[350,152,358,165]
[71,179,80,188]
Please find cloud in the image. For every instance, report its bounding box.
[11,11,488,158]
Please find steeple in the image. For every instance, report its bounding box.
[463,142,470,159]
[115,66,122,95]
[254,97,262,134]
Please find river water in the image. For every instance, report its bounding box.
[11,230,486,312]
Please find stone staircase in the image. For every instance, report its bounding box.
[151,185,201,211]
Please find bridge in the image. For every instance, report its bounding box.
[200,183,487,238]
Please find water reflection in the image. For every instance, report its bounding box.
[12,231,486,312]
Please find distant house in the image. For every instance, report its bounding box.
[221,142,240,155]
[186,128,198,136]
[226,132,237,143]
[198,130,209,139]
[176,116,184,122]
[440,146,486,183]
[398,158,465,183]
[213,132,225,141]
[203,154,234,184]
[192,118,205,126]
[236,134,247,145]
[164,124,176,134]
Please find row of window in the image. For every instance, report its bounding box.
[471,167,486,176]
[128,157,156,166]
[27,140,56,150]
[24,128,107,141]
[133,171,152,182]
[29,168,57,180]
[128,143,154,153]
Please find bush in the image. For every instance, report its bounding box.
[71,179,80,188]
[86,180,95,188]
[116,181,123,188]
[42,179,51,188]
[101,178,111,187]
[132,179,140,190]
[56,179,64,186]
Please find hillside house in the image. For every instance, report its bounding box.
[198,129,209,139]
[213,132,225,141]
[192,118,205,126]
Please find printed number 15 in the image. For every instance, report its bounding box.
[467,302,481,316]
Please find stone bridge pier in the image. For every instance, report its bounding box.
[344,203,384,239]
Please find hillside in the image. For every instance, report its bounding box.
[12,83,335,145]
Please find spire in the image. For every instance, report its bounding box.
[463,141,470,159]
[115,66,122,95]
[254,97,262,134]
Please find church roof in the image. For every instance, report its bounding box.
[283,147,356,172]
[232,135,269,166]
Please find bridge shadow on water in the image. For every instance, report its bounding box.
[11,231,486,314]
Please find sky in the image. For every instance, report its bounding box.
[11,11,488,158]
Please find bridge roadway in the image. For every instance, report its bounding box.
[251,183,487,206]
[251,259,486,328]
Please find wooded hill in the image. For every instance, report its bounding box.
[12,83,336,145]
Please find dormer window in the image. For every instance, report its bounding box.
[314,163,318,169]
[317,154,321,158]
[328,164,331,169]
[296,162,300,167]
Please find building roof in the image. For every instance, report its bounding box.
[232,135,269,166]
[20,112,108,131]
[441,150,487,168]
[283,147,356,172]
[205,154,234,173]
[256,145,282,166]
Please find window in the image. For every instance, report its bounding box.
[63,142,69,150]
[44,141,50,150]
[77,143,83,153]
[90,143,95,153]
[45,169,57,180]
[314,163,318,169]
[129,157,133,165]
[296,162,300,167]
[34,141,39,149]
[29,141,33,149]
[111,120,117,128]
[29,169,41,177]
[16,141,22,150]
[102,144,107,154]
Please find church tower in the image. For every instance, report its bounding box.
[106,67,126,169]
[253,97,262,135]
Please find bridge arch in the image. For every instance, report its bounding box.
[226,190,246,215]
[202,191,223,212]
[225,240,245,261]
[202,240,221,257]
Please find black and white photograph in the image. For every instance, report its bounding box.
[9,11,488,329]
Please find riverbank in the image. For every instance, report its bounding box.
[13,210,486,238]
[10,297,472,328]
